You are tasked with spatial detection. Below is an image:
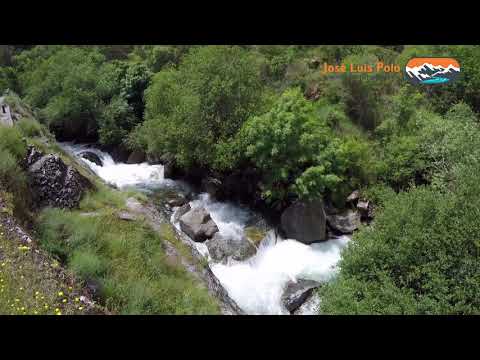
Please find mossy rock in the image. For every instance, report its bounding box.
[244,226,267,247]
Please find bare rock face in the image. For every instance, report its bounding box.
[26,147,91,209]
[126,150,146,164]
[173,203,191,223]
[280,199,327,244]
[326,209,361,234]
[206,233,257,263]
[179,207,219,242]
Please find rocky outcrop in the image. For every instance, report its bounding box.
[346,190,360,203]
[281,279,320,313]
[179,207,219,242]
[326,209,361,234]
[206,233,256,263]
[110,143,131,163]
[26,147,92,209]
[80,151,103,166]
[280,199,327,244]
[357,200,373,220]
[126,150,146,164]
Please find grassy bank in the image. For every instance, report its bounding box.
[36,188,220,314]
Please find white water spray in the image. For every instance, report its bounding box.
[62,142,351,315]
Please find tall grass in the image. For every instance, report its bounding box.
[36,188,220,314]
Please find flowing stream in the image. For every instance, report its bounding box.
[61,142,351,315]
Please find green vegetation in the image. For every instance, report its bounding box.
[36,189,220,314]
[3,44,480,314]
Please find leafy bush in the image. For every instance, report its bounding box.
[16,118,44,137]
[320,160,480,314]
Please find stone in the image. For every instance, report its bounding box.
[179,207,219,242]
[117,211,138,221]
[357,200,370,218]
[126,150,146,164]
[326,210,361,234]
[80,151,103,166]
[281,279,320,313]
[206,233,257,263]
[346,190,360,203]
[202,177,223,199]
[280,199,327,244]
[173,203,191,223]
[166,195,188,208]
[27,148,92,209]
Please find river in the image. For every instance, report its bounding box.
[61,142,351,315]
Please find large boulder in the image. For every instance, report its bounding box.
[326,209,361,234]
[80,151,103,166]
[26,147,91,209]
[126,150,146,164]
[179,207,219,242]
[280,199,327,244]
[206,233,257,263]
[281,279,320,313]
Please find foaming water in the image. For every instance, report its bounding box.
[211,231,350,314]
[60,142,174,190]
[62,142,351,315]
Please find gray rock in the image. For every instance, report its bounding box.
[173,203,191,223]
[281,279,320,313]
[206,233,257,263]
[167,195,188,208]
[357,200,371,219]
[117,211,138,221]
[126,150,146,164]
[179,207,219,242]
[202,177,223,199]
[326,209,361,234]
[27,148,91,209]
[280,199,327,244]
[80,151,103,166]
[346,190,360,203]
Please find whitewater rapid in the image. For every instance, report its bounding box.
[61,142,351,315]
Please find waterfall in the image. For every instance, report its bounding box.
[61,142,351,315]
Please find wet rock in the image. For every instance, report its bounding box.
[167,195,188,208]
[206,233,257,263]
[346,190,360,203]
[179,207,219,242]
[280,199,327,244]
[80,151,103,166]
[27,150,92,209]
[202,177,223,200]
[173,203,191,223]
[126,150,146,164]
[110,143,131,163]
[326,209,361,234]
[281,279,320,314]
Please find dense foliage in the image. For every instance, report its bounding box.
[3,44,480,314]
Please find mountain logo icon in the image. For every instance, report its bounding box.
[405,58,460,85]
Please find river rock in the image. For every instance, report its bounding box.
[357,200,371,220]
[110,143,131,163]
[281,279,320,313]
[80,151,103,166]
[179,207,219,242]
[167,195,188,208]
[326,209,361,234]
[126,150,146,164]
[27,149,92,209]
[280,199,327,244]
[173,203,191,223]
[206,233,257,263]
[202,177,223,200]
